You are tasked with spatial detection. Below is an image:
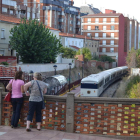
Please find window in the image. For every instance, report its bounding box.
[27,12,30,20]
[102,40,106,45]
[0,50,4,56]
[102,48,106,52]
[103,26,106,30]
[32,13,35,19]
[110,48,114,52]
[111,26,115,30]
[111,33,114,38]
[95,33,98,37]
[95,18,99,23]
[95,26,99,30]
[1,29,5,39]
[82,18,84,23]
[103,18,106,23]
[75,41,77,45]
[87,33,91,36]
[89,42,91,47]
[85,42,87,46]
[10,10,13,14]
[88,18,91,23]
[111,18,115,23]
[72,41,74,45]
[87,26,91,30]
[2,7,7,13]
[110,40,114,45]
[103,33,106,38]
[70,27,72,31]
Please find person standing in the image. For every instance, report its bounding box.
[24,72,47,132]
[6,71,25,128]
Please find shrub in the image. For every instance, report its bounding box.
[0,62,9,65]
[125,75,140,97]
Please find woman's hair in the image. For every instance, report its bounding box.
[14,71,23,80]
[33,72,42,80]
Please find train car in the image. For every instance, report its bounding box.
[80,66,128,97]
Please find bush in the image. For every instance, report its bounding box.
[100,55,115,63]
[97,65,103,71]
[125,75,140,97]
[0,62,9,65]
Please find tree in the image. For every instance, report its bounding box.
[126,47,137,68]
[9,19,62,63]
[60,47,76,58]
[76,48,92,61]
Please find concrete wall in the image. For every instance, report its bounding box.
[18,63,75,73]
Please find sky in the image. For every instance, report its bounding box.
[74,0,140,22]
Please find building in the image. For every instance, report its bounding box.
[80,4,101,15]
[81,11,140,66]
[84,37,99,57]
[0,0,81,34]
[59,32,99,57]
[0,14,60,56]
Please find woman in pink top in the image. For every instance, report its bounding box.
[6,71,24,128]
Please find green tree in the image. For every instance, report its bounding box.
[9,19,62,63]
[99,55,115,63]
[60,47,76,58]
[76,48,92,61]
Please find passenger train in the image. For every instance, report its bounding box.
[80,66,128,97]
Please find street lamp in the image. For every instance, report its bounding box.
[29,70,34,81]
[69,63,72,92]
[53,65,57,75]
[82,61,84,78]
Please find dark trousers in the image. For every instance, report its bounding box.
[27,101,42,122]
[11,98,23,127]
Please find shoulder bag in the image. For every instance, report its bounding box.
[4,80,13,102]
[36,81,45,109]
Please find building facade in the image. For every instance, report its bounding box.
[0,0,81,34]
[59,32,99,57]
[0,14,60,56]
[81,12,140,66]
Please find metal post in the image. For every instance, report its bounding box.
[82,61,84,78]
[53,65,57,75]
[69,63,72,92]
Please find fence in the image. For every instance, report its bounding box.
[1,90,140,136]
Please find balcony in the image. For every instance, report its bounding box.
[20,5,26,10]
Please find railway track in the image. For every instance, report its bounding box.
[99,80,121,97]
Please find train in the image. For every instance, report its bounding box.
[80,66,128,97]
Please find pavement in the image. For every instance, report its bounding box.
[0,126,122,140]
[61,86,81,97]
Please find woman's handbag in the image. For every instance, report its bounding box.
[4,91,12,102]
[4,80,13,102]
[36,81,45,109]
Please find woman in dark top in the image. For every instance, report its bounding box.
[24,72,47,132]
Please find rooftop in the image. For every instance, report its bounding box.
[0,14,60,31]
[82,13,122,17]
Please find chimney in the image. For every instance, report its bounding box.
[71,0,74,6]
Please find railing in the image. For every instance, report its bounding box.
[1,90,140,136]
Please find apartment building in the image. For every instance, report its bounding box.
[0,0,81,34]
[59,32,99,57]
[81,11,140,66]
[0,13,60,56]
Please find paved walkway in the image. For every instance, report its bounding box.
[0,126,121,140]
[62,86,81,97]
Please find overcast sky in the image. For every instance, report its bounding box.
[74,0,140,22]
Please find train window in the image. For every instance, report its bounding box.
[105,77,110,83]
[81,83,98,89]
